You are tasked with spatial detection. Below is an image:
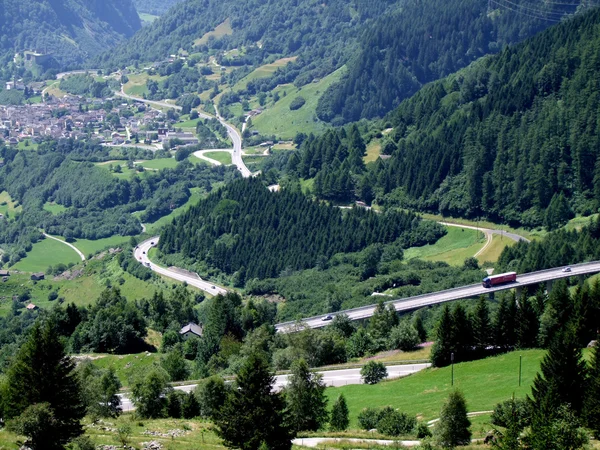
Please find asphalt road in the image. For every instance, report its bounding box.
[117,88,252,177]
[275,261,600,332]
[134,237,228,296]
[118,363,431,412]
[214,105,252,178]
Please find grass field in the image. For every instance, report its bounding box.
[404,227,485,266]
[72,235,130,258]
[325,349,546,426]
[419,213,537,241]
[17,139,39,150]
[12,237,82,273]
[476,234,516,264]
[202,151,232,165]
[43,202,68,215]
[252,66,347,140]
[91,352,163,386]
[140,158,179,170]
[139,12,159,25]
[232,56,298,91]
[0,191,21,215]
[0,416,222,450]
[123,73,164,97]
[365,139,382,163]
[195,18,233,46]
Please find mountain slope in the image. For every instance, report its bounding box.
[373,6,600,227]
[96,0,397,73]
[316,0,596,124]
[0,0,141,67]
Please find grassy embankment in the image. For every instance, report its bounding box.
[203,151,232,165]
[194,18,233,46]
[325,349,545,432]
[251,66,347,140]
[404,227,485,266]
[232,56,298,91]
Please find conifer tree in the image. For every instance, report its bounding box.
[431,304,454,367]
[515,296,539,349]
[452,303,473,357]
[4,319,85,449]
[214,352,294,450]
[472,296,491,351]
[494,294,516,348]
[435,390,471,448]
[584,340,600,438]
[285,359,329,433]
[529,328,587,421]
[330,394,349,431]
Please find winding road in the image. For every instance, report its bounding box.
[134,237,227,296]
[116,87,252,177]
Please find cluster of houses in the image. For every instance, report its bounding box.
[0,94,190,147]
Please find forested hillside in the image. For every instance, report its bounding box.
[158,178,445,281]
[133,0,184,16]
[97,0,577,109]
[317,0,593,124]
[377,6,600,227]
[291,7,600,228]
[96,0,396,75]
[0,0,140,68]
[0,141,234,266]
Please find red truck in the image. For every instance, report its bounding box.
[482,272,517,288]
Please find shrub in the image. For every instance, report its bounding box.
[360,361,388,384]
[389,321,420,351]
[358,407,382,430]
[416,422,432,438]
[289,96,306,111]
[376,407,416,436]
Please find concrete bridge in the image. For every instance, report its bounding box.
[275,261,600,332]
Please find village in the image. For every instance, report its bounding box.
[0,92,198,149]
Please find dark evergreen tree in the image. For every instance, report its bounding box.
[529,328,588,421]
[452,303,473,356]
[516,296,539,349]
[472,296,491,350]
[4,319,85,448]
[329,394,349,431]
[431,305,454,367]
[494,294,517,349]
[435,390,472,448]
[284,359,329,433]
[214,352,294,450]
[583,341,600,438]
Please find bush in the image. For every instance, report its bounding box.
[416,422,432,438]
[360,361,388,385]
[389,321,420,351]
[491,397,531,430]
[358,407,382,430]
[289,96,306,111]
[376,407,416,436]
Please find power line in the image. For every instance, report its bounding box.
[489,0,563,21]
[495,0,577,18]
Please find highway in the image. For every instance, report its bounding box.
[275,261,600,332]
[117,87,252,177]
[118,362,430,412]
[134,237,228,296]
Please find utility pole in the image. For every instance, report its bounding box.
[518,355,522,387]
[451,352,455,387]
